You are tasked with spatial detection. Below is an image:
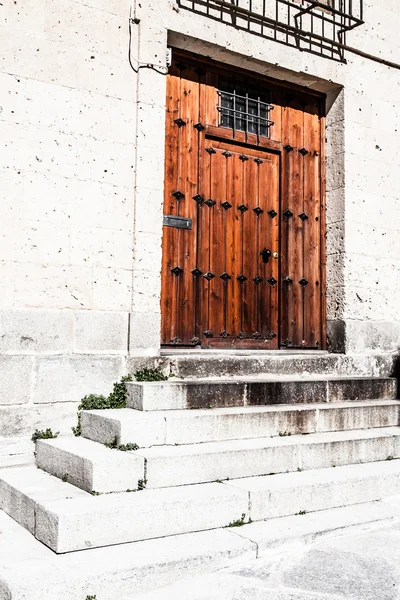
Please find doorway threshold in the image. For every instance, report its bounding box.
[161,348,329,357]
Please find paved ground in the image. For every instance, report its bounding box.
[134,517,400,600]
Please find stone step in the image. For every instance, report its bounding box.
[81,399,400,448]
[0,466,249,553]
[4,500,400,600]
[44,425,400,491]
[3,459,400,556]
[0,465,88,536]
[225,459,400,521]
[0,509,256,600]
[126,377,397,411]
[36,437,145,493]
[132,351,395,380]
[136,426,400,488]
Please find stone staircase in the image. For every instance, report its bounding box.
[0,355,399,598]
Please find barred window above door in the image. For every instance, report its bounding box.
[217,79,274,138]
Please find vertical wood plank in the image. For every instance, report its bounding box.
[197,71,218,344]
[265,154,280,345]
[303,100,321,348]
[176,67,201,345]
[242,155,258,337]
[280,93,304,347]
[320,110,327,349]
[208,149,226,339]
[228,152,242,339]
[161,66,180,344]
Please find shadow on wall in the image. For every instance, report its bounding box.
[393,354,400,399]
[177,0,364,63]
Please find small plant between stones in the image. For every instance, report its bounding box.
[31,428,59,443]
[227,513,247,527]
[279,431,291,437]
[138,478,147,490]
[296,510,307,515]
[86,595,97,600]
[104,437,139,452]
[72,376,133,436]
[134,367,168,382]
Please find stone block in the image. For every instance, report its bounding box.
[34,481,249,552]
[164,405,318,445]
[81,400,400,449]
[36,437,145,493]
[132,268,162,314]
[134,186,164,234]
[299,429,398,471]
[81,408,166,448]
[32,356,124,404]
[232,502,400,557]
[0,437,33,469]
[167,354,395,380]
[91,267,132,311]
[247,381,328,405]
[226,459,400,521]
[129,311,161,352]
[12,262,93,310]
[345,320,400,354]
[75,136,135,187]
[0,466,87,535]
[328,377,397,402]
[69,226,134,270]
[73,310,128,354]
[126,381,247,411]
[142,439,300,488]
[0,308,72,354]
[0,355,33,405]
[0,512,256,600]
[135,144,165,191]
[0,402,79,438]
[317,400,400,433]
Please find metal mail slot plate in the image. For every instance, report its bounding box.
[163,215,192,229]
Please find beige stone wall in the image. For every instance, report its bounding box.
[0,0,399,463]
[0,0,139,463]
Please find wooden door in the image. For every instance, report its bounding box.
[161,52,326,349]
[197,142,279,348]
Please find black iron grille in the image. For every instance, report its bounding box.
[217,84,274,138]
[177,0,364,63]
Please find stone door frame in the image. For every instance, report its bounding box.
[129,21,345,356]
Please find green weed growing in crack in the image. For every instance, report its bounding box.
[62,473,68,483]
[227,513,247,528]
[138,478,147,490]
[296,510,307,515]
[86,596,97,600]
[134,368,168,382]
[72,376,133,436]
[104,437,119,449]
[31,428,59,443]
[387,455,394,461]
[279,431,291,437]
[104,437,139,452]
[118,442,139,452]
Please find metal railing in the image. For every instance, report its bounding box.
[177,0,364,62]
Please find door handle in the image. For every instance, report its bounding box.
[260,248,272,263]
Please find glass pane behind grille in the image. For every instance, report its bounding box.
[217,78,274,138]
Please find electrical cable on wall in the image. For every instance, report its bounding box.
[128,16,169,76]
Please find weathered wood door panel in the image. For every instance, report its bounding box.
[197,142,280,348]
[280,92,323,348]
[161,52,326,349]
